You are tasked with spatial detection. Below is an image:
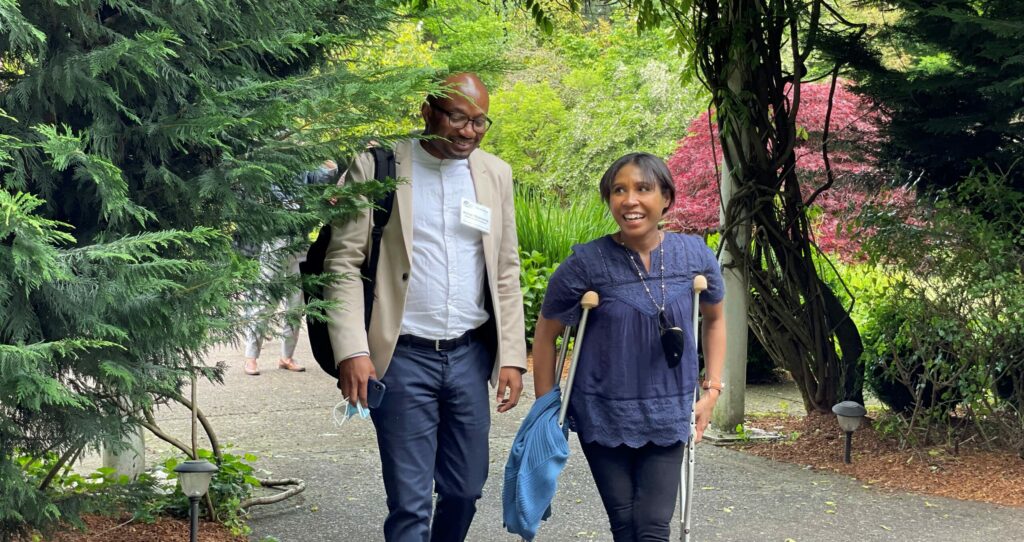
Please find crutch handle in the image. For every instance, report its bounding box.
[693,275,707,293]
[559,291,600,427]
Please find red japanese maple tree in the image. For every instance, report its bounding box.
[666,81,913,260]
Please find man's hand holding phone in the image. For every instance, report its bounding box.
[366,378,386,409]
[338,355,377,407]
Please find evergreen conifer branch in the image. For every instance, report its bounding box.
[2,1,430,534]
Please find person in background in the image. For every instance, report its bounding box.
[242,160,338,375]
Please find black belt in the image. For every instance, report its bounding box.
[398,328,477,351]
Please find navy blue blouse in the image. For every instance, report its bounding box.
[541,233,725,447]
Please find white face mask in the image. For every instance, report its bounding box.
[332,398,370,428]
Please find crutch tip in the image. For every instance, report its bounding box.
[581,290,600,309]
[693,275,707,293]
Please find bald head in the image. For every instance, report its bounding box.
[420,72,492,160]
[443,72,490,113]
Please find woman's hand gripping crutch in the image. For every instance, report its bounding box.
[558,291,600,427]
[679,275,707,541]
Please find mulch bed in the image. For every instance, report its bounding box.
[740,412,1024,508]
[37,515,246,542]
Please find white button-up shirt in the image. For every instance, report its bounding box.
[400,142,489,340]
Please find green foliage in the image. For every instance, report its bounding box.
[3,448,260,537]
[833,0,1024,191]
[0,456,63,538]
[519,250,558,344]
[1,182,235,537]
[816,257,897,340]
[485,82,568,190]
[484,15,705,196]
[514,187,617,265]
[162,450,260,535]
[1,0,429,536]
[415,1,515,78]
[358,0,521,133]
[860,289,967,420]
[514,185,611,346]
[3,452,159,535]
[732,423,751,442]
[858,168,1024,451]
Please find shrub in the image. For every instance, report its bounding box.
[665,80,916,262]
[858,168,1024,451]
[2,448,258,537]
[860,293,964,417]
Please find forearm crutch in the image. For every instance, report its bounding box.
[518,293,600,542]
[558,291,600,427]
[679,275,707,541]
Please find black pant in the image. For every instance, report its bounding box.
[580,440,684,542]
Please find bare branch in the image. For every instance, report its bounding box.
[239,478,307,509]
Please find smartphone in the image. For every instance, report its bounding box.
[366,378,387,409]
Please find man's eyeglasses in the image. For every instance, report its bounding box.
[430,103,493,134]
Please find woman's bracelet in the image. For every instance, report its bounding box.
[700,379,725,392]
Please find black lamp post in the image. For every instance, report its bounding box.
[831,401,867,464]
[174,459,219,542]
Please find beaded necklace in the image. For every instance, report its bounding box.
[619,232,666,313]
[617,232,686,368]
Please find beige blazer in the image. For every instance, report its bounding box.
[324,139,527,385]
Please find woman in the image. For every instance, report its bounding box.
[533,152,726,542]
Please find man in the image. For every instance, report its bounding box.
[324,72,526,542]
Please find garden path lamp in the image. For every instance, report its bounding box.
[176,370,218,542]
[832,401,867,464]
[175,459,219,542]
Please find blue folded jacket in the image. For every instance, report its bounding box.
[502,387,570,541]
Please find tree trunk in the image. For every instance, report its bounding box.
[705,0,864,414]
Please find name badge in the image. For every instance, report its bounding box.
[460,198,491,234]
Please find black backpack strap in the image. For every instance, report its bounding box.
[361,147,396,329]
[301,148,396,379]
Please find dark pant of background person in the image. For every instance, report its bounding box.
[370,338,492,542]
[580,440,685,542]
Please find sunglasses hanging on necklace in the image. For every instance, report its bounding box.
[619,234,686,368]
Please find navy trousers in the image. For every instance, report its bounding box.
[371,338,492,542]
[580,441,685,542]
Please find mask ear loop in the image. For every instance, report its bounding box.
[333,397,368,427]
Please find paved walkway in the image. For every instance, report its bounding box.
[121,339,1024,541]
